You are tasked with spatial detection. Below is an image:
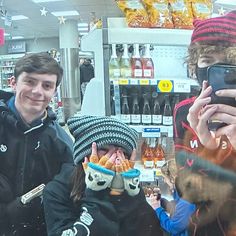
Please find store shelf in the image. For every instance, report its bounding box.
[107,17,193,46]
[111,78,198,93]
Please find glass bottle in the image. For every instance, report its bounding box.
[142,44,154,78]
[131,94,141,125]
[142,95,152,125]
[120,44,132,78]
[163,95,173,126]
[131,43,143,78]
[152,93,162,125]
[142,138,155,169]
[109,44,120,79]
[121,95,130,124]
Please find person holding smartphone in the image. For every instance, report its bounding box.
[174,10,236,235]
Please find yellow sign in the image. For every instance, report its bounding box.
[158,80,173,92]
[119,79,129,85]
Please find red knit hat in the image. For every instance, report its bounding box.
[191,10,236,45]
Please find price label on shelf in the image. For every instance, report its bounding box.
[119,79,129,85]
[157,80,173,93]
[130,78,139,85]
[139,79,149,85]
[174,80,190,93]
[139,169,155,182]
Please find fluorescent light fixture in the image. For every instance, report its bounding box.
[4,33,10,36]
[215,0,236,5]
[78,23,88,27]
[51,10,79,17]
[12,15,29,21]
[12,36,24,39]
[32,0,64,3]
[78,27,88,32]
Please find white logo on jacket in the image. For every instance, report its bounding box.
[61,207,93,236]
[0,144,7,152]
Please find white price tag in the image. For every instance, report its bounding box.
[130,78,139,85]
[140,169,155,182]
[174,80,190,93]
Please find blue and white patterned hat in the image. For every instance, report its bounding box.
[67,115,139,164]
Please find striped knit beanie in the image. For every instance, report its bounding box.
[67,115,139,164]
[191,10,236,45]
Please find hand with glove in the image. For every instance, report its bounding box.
[67,142,119,236]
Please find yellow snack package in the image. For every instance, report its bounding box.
[191,0,213,20]
[142,0,174,28]
[116,0,150,27]
[169,0,194,29]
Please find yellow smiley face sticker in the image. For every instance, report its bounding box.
[158,80,173,92]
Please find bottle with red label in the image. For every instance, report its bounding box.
[142,44,154,78]
[131,43,143,78]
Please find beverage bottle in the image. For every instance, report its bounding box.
[142,95,152,125]
[131,94,141,125]
[121,95,131,124]
[171,94,180,114]
[152,93,162,125]
[131,43,143,78]
[163,95,173,126]
[154,140,165,168]
[142,138,155,169]
[109,44,120,79]
[142,44,154,78]
[120,44,132,78]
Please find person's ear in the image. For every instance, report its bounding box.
[9,76,16,91]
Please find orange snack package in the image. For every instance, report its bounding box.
[169,0,194,29]
[191,0,213,20]
[142,0,174,28]
[116,0,150,27]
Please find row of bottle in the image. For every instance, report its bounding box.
[109,43,154,79]
[117,92,179,126]
[141,138,165,169]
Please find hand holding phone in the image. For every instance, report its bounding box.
[207,64,236,130]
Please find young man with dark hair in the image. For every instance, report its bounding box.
[0,52,73,236]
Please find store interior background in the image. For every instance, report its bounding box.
[1,0,236,196]
[0,0,235,54]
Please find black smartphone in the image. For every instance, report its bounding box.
[207,64,236,130]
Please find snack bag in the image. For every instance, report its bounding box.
[191,0,213,20]
[143,0,174,28]
[169,0,194,29]
[116,0,150,27]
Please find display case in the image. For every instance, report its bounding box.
[0,54,25,90]
[80,17,199,186]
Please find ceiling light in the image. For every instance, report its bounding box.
[51,11,79,17]
[12,15,29,21]
[12,36,24,39]
[4,33,10,36]
[215,0,236,5]
[32,0,64,3]
[78,23,88,27]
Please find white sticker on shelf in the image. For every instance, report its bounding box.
[140,169,155,182]
[130,78,139,85]
[174,80,190,93]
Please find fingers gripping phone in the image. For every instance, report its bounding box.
[207,64,236,130]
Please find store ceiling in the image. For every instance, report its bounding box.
[0,0,122,40]
[0,0,235,41]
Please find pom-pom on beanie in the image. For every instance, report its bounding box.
[191,10,236,45]
[67,115,139,164]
